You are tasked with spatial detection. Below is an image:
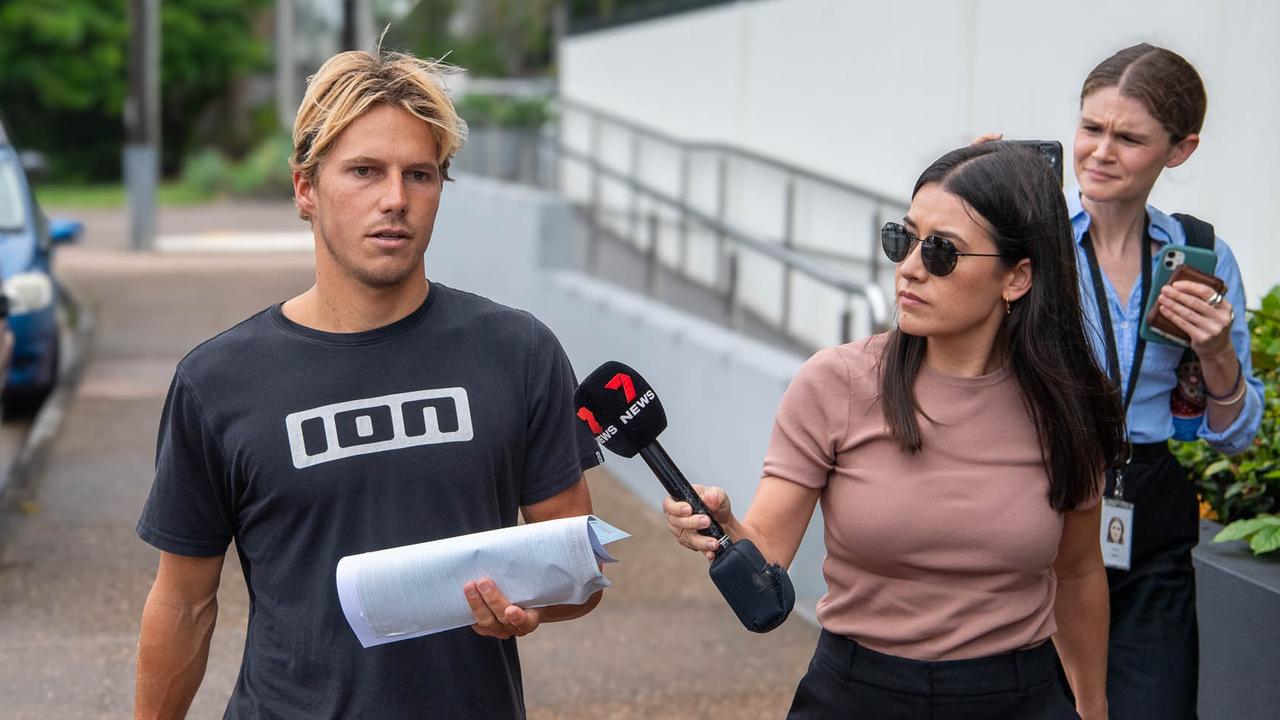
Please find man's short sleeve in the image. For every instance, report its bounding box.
[520,317,602,506]
[136,368,236,557]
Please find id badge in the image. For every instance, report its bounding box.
[1101,498,1135,570]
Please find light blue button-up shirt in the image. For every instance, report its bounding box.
[1067,190,1263,454]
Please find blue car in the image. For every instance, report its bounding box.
[0,116,80,415]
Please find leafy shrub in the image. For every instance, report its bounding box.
[455,94,552,129]
[1213,514,1280,555]
[181,148,230,197]
[228,133,293,198]
[180,132,293,200]
[1174,284,1280,554]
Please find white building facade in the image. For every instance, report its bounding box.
[560,0,1280,306]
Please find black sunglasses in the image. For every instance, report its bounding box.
[881,221,1002,277]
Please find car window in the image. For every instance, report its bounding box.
[0,156,27,231]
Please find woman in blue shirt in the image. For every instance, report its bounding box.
[1068,44,1263,719]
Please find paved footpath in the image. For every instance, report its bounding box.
[0,201,817,719]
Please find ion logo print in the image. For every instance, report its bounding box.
[285,387,474,469]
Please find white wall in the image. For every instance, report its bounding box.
[429,176,829,614]
[560,0,1280,304]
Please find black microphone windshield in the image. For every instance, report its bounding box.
[574,361,667,458]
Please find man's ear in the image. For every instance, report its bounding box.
[293,170,316,222]
[1166,133,1199,169]
[1004,258,1033,303]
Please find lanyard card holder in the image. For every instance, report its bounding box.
[1083,230,1149,573]
[1101,464,1134,571]
[1101,497,1135,570]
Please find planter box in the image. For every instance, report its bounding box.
[1193,519,1280,720]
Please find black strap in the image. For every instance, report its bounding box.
[1172,213,1215,252]
[1081,223,1152,417]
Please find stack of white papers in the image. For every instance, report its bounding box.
[336,515,629,647]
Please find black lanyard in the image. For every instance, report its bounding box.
[1081,225,1152,419]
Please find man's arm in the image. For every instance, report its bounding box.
[135,551,224,720]
[464,476,602,639]
[520,476,602,622]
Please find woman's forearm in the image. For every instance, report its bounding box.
[1201,350,1246,432]
[1053,566,1110,717]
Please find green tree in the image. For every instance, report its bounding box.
[0,0,130,180]
[0,0,271,182]
[383,0,457,60]
[387,0,558,77]
[159,0,272,172]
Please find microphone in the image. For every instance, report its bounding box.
[572,361,727,547]
[574,361,794,633]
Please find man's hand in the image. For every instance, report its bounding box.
[464,579,543,639]
[971,131,1004,146]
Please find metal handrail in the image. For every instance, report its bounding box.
[539,96,903,345]
[557,98,904,209]
[553,142,890,332]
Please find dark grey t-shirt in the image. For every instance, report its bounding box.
[137,283,602,719]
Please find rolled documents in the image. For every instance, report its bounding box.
[337,515,628,647]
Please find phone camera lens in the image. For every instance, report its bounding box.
[1164,260,1175,268]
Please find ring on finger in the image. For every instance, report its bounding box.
[1229,307,1236,322]
[1207,291,1224,306]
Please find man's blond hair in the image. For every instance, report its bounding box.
[290,50,466,186]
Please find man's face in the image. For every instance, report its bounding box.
[295,103,443,290]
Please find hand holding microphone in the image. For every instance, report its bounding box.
[575,361,794,633]
[663,485,735,561]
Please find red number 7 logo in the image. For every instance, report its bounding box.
[605,373,636,403]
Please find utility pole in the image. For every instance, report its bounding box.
[124,0,160,251]
[276,0,297,130]
[341,0,376,52]
[341,0,357,50]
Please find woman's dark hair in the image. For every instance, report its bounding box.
[1081,43,1206,143]
[879,143,1126,512]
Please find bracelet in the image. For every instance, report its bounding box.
[1206,363,1246,406]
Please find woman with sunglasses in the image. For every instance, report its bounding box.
[1062,45,1260,719]
[664,142,1124,719]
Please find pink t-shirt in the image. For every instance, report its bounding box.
[763,334,1097,661]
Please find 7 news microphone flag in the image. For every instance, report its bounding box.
[575,361,794,633]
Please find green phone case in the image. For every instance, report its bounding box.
[1139,244,1218,346]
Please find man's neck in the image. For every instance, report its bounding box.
[1081,194,1149,257]
[282,276,430,334]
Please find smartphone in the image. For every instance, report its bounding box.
[1139,244,1219,347]
[1008,140,1063,186]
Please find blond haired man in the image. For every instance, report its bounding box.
[134,51,603,719]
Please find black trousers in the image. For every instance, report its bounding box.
[787,630,1079,719]
[1102,444,1200,720]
